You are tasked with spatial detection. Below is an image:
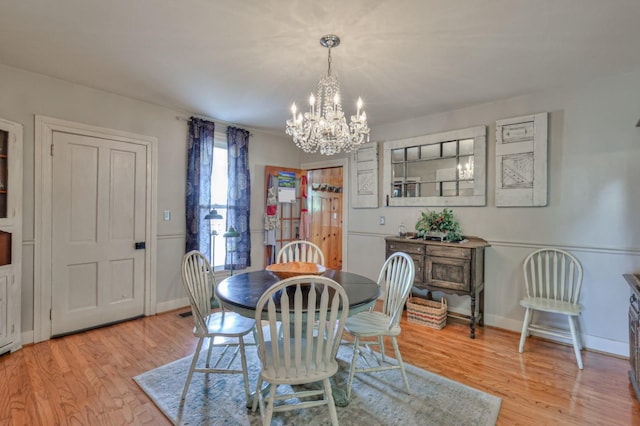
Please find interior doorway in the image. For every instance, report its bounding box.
[263,162,346,270]
[307,167,343,270]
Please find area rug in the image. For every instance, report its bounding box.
[133,344,501,425]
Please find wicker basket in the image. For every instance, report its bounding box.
[406,297,447,329]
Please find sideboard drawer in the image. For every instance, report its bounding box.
[387,241,426,255]
[426,245,471,260]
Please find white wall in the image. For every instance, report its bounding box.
[343,68,640,356]
[0,64,299,335]
[3,61,639,357]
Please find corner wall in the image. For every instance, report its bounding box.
[346,68,640,356]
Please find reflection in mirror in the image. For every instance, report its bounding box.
[383,126,486,206]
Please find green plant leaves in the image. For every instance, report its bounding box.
[415,208,463,242]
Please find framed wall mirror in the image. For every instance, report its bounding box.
[382,126,487,206]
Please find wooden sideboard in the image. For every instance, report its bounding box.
[625,273,640,402]
[385,236,490,338]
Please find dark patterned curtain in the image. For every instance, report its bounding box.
[226,126,251,270]
[185,118,214,255]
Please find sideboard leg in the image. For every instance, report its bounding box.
[469,293,476,339]
[479,287,485,326]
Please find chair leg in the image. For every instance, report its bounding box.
[347,336,360,398]
[378,336,386,362]
[575,318,584,350]
[252,376,263,412]
[238,338,251,404]
[519,308,532,353]
[568,315,584,369]
[206,336,214,368]
[181,337,205,402]
[323,377,339,426]
[391,336,411,394]
[264,383,276,426]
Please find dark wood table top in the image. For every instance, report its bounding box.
[217,269,380,319]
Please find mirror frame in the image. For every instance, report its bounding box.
[382,126,487,206]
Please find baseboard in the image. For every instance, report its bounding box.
[20,330,34,346]
[484,313,628,358]
[156,297,190,314]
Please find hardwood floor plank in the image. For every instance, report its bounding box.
[0,308,638,425]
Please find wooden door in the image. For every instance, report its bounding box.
[51,131,148,336]
[308,167,343,270]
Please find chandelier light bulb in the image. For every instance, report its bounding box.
[285,34,370,155]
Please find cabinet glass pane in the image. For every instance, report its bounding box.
[392,148,404,162]
[0,130,7,219]
[0,231,10,266]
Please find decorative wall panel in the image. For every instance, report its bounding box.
[495,113,548,207]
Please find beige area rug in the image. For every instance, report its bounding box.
[134,344,501,425]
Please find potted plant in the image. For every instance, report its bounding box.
[415,208,463,242]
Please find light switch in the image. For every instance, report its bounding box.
[379,216,385,225]
[163,210,171,221]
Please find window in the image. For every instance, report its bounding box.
[209,132,228,270]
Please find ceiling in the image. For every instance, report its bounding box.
[1,0,640,134]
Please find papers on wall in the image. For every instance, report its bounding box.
[278,187,296,203]
[277,171,297,203]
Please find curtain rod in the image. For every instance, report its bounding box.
[175,115,254,136]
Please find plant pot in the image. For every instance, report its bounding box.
[423,231,447,241]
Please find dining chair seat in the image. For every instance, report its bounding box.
[519,297,581,316]
[345,311,401,337]
[196,311,256,338]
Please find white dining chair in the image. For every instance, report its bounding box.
[180,250,256,406]
[519,247,585,369]
[344,251,415,398]
[251,275,349,426]
[277,240,325,265]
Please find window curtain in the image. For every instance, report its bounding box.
[226,126,251,270]
[185,118,214,257]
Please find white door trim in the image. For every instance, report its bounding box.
[301,157,349,270]
[34,115,158,343]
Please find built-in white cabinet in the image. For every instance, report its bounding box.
[0,118,22,355]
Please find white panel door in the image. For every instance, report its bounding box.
[51,131,147,336]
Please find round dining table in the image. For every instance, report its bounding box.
[217,268,379,408]
[216,269,380,319]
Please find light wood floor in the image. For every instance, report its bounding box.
[1,309,638,425]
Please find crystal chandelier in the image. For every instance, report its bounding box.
[286,35,370,155]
